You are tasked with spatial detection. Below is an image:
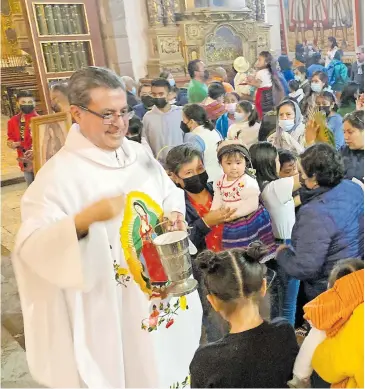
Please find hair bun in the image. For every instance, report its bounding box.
[197,250,220,274]
[245,242,268,263]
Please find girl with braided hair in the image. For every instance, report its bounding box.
[190,242,299,388]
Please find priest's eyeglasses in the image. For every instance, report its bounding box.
[77,105,134,125]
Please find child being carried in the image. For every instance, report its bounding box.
[211,140,276,259]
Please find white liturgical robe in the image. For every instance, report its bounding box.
[13,124,202,388]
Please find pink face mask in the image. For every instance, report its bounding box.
[225,103,237,114]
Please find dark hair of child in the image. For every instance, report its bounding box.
[127,116,143,143]
[278,149,296,168]
[237,100,259,127]
[16,90,34,100]
[217,143,254,177]
[183,103,214,131]
[328,258,364,288]
[250,142,279,188]
[289,80,300,92]
[197,242,268,309]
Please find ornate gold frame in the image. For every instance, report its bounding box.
[31,111,72,174]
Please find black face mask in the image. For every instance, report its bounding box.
[20,104,35,114]
[319,106,331,117]
[181,171,208,194]
[203,69,210,81]
[141,95,155,109]
[153,97,168,109]
[180,121,190,134]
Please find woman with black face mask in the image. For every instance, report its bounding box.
[166,144,236,343]
[181,104,222,183]
[315,92,345,150]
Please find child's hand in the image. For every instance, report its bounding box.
[288,375,310,388]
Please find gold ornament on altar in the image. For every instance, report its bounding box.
[160,37,180,54]
[205,25,243,63]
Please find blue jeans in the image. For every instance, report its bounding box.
[24,171,34,186]
[267,257,300,326]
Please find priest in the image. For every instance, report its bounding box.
[13,66,202,388]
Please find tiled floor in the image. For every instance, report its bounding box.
[1,183,41,387]
[1,116,23,182]
[1,182,25,252]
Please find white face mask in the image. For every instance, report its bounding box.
[234,112,246,122]
[311,83,323,93]
[279,119,295,132]
[294,75,303,82]
[225,103,237,114]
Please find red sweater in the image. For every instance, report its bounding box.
[7,111,38,171]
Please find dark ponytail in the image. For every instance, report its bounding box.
[183,103,214,131]
[237,100,259,127]
[197,242,268,302]
[258,51,284,106]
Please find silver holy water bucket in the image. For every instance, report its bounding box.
[152,229,198,297]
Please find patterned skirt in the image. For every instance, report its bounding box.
[222,204,276,262]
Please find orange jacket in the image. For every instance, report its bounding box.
[304,269,364,388]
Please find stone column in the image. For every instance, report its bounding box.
[224,0,247,9]
[97,0,149,80]
[265,0,281,56]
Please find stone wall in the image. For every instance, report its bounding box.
[97,0,149,80]
[265,0,281,56]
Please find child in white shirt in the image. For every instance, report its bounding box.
[211,140,276,258]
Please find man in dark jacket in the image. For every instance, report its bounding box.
[351,46,364,92]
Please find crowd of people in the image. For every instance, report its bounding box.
[8,37,364,389]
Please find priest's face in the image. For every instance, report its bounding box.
[71,87,128,151]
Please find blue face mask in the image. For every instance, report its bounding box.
[279,119,295,132]
[168,79,176,87]
[311,83,322,93]
[131,87,137,95]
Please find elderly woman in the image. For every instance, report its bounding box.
[276,143,364,301]
[165,144,234,342]
[341,110,364,182]
[165,144,232,253]
[268,99,305,155]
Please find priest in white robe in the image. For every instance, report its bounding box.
[12,66,202,388]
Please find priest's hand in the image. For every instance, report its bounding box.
[75,195,125,235]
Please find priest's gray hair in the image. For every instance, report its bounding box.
[68,66,126,107]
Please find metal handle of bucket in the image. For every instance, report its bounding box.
[153,219,191,236]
